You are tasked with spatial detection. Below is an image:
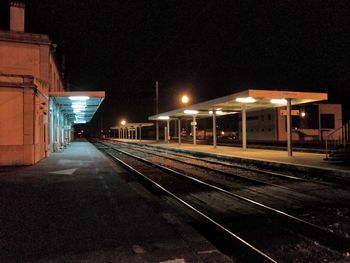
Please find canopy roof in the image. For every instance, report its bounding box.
[111,123,154,129]
[50,91,105,124]
[149,89,328,120]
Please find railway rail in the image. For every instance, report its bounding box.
[92,139,350,262]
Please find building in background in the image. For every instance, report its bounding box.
[0,2,104,165]
[239,103,342,142]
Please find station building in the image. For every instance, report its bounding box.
[0,2,104,165]
[239,103,342,142]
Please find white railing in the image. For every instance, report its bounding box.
[325,122,349,159]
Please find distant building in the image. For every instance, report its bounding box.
[239,103,342,142]
[0,2,104,165]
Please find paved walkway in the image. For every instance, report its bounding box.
[114,139,350,173]
[0,140,231,262]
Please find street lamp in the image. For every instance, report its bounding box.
[121,119,127,139]
[181,95,189,104]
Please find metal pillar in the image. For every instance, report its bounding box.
[213,111,217,148]
[167,119,170,143]
[174,119,177,137]
[139,127,142,141]
[242,104,247,150]
[178,119,181,145]
[135,127,138,140]
[287,98,293,156]
[192,116,196,145]
[156,122,159,141]
[156,80,159,141]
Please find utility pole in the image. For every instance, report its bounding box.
[156,80,159,141]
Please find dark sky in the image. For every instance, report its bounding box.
[1,0,349,128]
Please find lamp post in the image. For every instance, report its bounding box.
[121,120,126,139]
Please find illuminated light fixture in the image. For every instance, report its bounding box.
[158,116,170,120]
[69,96,90,101]
[74,120,86,124]
[181,95,189,104]
[270,98,287,105]
[121,120,126,125]
[301,112,306,117]
[216,110,224,115]
[184,110,198,115]
[236,97,256,103]
[72,103,86,108]
[209,110,213,114]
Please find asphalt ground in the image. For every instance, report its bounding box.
[0,140,232,263]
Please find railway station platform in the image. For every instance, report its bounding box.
[113,139,350,177]
[0,140,231,262]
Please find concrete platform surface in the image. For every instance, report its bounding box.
[113,139,350,174]
[0,140,232,262]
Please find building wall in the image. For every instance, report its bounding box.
[0,41,40,77]
[239,108,277,141]
[0,82,48,165]
[0,41,65,165]
[276,104,342,141]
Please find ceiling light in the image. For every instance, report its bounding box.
[271,98,287,105]
[158,116,170,120]
[236,97,256,103]
[184,110,198,115]
[69,96,90,101]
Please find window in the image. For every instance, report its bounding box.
[321,114,335,129]
[261,115,265,121]
[267,114,271,121]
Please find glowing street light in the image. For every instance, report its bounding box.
[121,120,126,125]
[181,95,189,104]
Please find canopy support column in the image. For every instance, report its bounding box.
[135,127,138,140]
[287,98,293,156]
[242,104,247,150]
[166,119,170,143]
[213,111,217,148]
[178,119,181,145]
[193,116,196,145]
[139,127,142,141]
[156,121,159,141]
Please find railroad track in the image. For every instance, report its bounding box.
[105,140,349,206]
[92,139,350,263]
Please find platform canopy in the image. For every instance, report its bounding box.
[148,89,328,156]
[50,91,105,124]
[110,123,154,129]
[149,89,328,120]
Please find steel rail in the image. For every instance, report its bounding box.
[94,142,278,263]
[115,140,338,187]
[113,140,311,181]
[99,140,350,252]
[117,143,301,191]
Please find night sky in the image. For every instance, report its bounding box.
[0,0,349,129]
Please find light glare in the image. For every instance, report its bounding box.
[236,97,256,103]
[184,110,198,115]
[271,98,287,105]
[181,95,189,104]
[69,96,90,101]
